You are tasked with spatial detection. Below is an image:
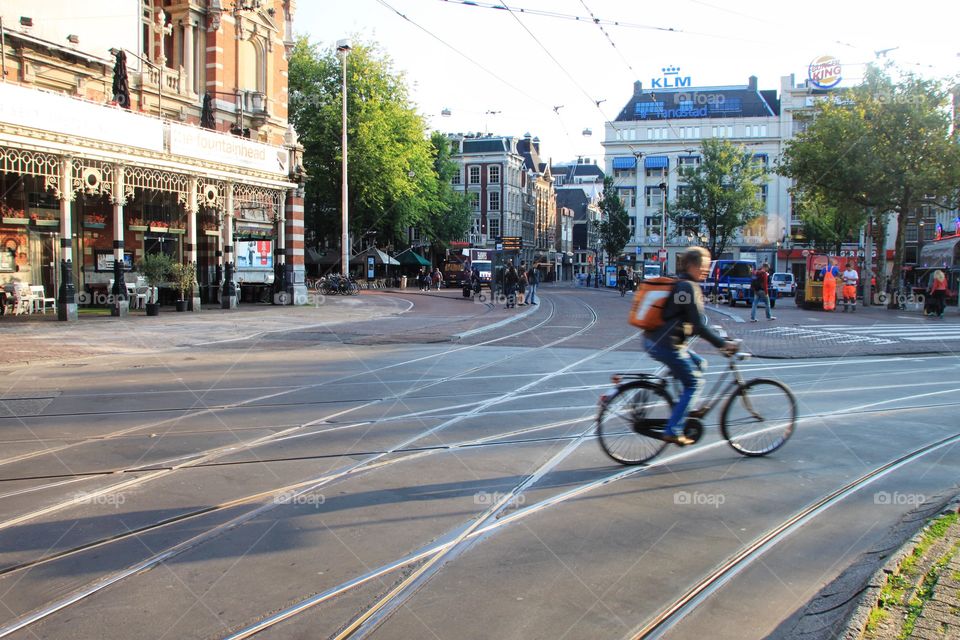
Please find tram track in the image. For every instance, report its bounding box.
[5,294,956,638]
[0,295,562,471]
[0,298,617,638]
[217,414,960,640]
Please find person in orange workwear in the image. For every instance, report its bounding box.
[821,258,840,311]
[841,262,859,312]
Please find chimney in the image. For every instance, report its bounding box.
[748,75,758,91]
[634,80,643,94]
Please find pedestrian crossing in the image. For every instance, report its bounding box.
[753,322,960,345]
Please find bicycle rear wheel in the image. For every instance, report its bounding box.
[597,382,671,465]
[721,378,796,456]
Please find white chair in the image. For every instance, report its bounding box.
[7,284,32,315]
[30,285,55,314]
[129,283,148,309]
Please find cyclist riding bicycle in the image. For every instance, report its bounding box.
[644,247,738,446]
[618,267,629,296]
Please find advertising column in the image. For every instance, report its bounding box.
[186,177,201,312]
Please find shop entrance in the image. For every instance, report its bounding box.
[27,230,60,298]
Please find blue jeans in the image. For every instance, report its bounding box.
[527,283,538,304]
[751,291,772,320]
[645,338,705,436]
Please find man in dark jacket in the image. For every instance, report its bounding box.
[645,247,738,445]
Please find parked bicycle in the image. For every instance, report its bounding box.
[596,344,796,465]
[314,275,360,296]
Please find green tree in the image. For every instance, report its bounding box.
[794,189,868,255]
[779,64,960,298]
[593,176,631,262]
[669,138,768,258]
[288,38,441,249]
[419,132,472,250]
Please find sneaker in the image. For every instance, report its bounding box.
[768,316,777,321]
[750,318,758,322]
[661,433,694,446]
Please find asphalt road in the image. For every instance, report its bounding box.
[0,287,957,640]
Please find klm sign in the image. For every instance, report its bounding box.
[651,65,691,89]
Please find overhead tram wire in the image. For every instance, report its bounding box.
[372,0,549,111]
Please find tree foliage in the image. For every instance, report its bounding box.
[593,176,631,261]
[779,64,960,297]
[793,189,868,255]
[669,138,768,258]
[288,38,463,250]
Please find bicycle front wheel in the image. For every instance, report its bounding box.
[721,378,796,456]
[597,382,671,465]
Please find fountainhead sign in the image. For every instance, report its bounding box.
[168,124,288,175]
[808,55,842,89]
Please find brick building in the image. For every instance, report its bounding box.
[0,0,306,319]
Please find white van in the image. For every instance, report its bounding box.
[643,264,662,279]
[770,272,796,296]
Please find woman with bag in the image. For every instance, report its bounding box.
[927,270,947,318]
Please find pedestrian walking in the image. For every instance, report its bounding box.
[424,272,432,291]
[417,267,426,291]
[841,263,859,312]
[504,262,519,308]
[927,270,947,318]
[517,265,527,305]
[470,267,482,300]
[527,263,540,304]
[750,263,775,322]
[432,267,443,290]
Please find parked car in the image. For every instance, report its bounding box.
[770,272,796,297]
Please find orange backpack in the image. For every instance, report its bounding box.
[628,277,678,331]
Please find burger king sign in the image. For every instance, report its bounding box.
[808,55,842,89]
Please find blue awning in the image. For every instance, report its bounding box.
[612,156,636,170]
[644,156,669,169]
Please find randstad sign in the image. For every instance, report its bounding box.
[651,65,691,89]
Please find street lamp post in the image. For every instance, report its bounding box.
[337,39,351,278]
[658,182,667,273]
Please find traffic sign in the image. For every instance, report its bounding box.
[635,245,642,255]
[658,249,668,262]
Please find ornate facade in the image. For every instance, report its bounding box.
[0,0,306,319]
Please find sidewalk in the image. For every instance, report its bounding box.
[0,288,538,369]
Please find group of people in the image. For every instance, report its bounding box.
[818,258,860,313]
[499,260,540,309]
[416,267,444,292]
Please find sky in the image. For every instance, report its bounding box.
[295,0,959,164]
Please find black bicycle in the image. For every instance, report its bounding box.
[596,348,796,465]
[618,277,629,297]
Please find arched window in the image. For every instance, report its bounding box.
[238,39,259,91]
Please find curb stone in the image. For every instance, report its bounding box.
[453,299,540,340]
[766,490,960,640]
[841,496,960,640]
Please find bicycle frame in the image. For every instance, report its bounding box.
[610,353,751,421]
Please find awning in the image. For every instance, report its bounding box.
[919,235,960,269]
[395,249,431,267]
[350,247,400,266]
[611,156,636,170]
[644,156,669,169]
